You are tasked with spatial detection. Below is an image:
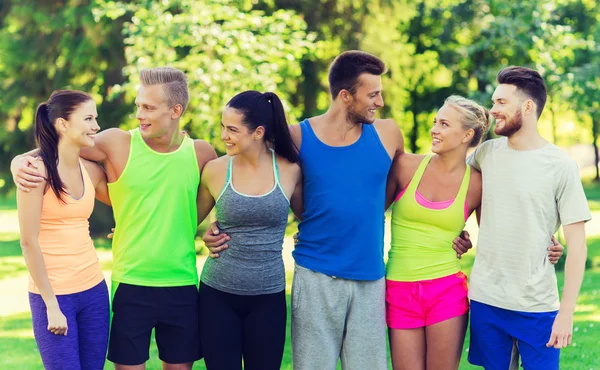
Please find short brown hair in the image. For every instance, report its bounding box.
[328,51,386,99]
[497,66,547,118]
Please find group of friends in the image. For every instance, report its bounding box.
[11,50,590,370]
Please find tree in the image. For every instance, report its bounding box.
[98,0,315,154]
[0,0,131,233]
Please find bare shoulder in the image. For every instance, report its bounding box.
[81,158,106,183]
[289,123,302,148]
[399,152,424,168]
[203,155,228,176]
[373,118,404,157]
[91,128,131,161]
[275,155,301,175]
[373,118,402,138]
[374,118,399,130]
[96,127,130,143]
[193,139,218,170]
[468,166,482,190]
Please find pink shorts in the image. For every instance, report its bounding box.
[386,272,469,329]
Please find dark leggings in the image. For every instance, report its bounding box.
[199,282,286,370]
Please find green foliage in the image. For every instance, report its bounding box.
[97,0,315,154]
[2,0,600,183]
[0,0,129,194]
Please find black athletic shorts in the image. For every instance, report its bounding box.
[107,283,202,365]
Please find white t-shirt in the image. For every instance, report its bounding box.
[467,137,591,312]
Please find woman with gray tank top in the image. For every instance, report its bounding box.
[196,90,303,370]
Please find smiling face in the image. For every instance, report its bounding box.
[135,84,178,139]
[490,84,525,137]
[430,103,473,154]
[345,73,384,124]
[58,99,99,148]
[220,106,264,156]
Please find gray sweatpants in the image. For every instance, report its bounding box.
[291,264,388,370]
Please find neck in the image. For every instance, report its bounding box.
[434,148,468,174]
[321,103,362,138]
[144,123,185,152]
[57,140,82,168]
[506,121,547,150]
[235,145,271,169]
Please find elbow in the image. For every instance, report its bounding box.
[20,239,36,251]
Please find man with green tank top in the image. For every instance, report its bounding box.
[11,67,217,370]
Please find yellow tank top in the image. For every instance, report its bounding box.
[386,155,470,281]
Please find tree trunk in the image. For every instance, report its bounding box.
[409,91,419,153]
[299,59,319,118]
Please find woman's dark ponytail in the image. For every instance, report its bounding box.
[226,90,299,163]
[35,102,66,201]
[263,92,299,163]
[34,90,93,202]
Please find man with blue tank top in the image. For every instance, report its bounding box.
[287,51,405,369]
[203,51,404,368]
[289,51,405,369]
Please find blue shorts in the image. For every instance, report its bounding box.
[468,300,560,370]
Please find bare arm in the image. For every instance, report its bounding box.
[547,221,587,349]
[11,149,42,191]
[194,139,218,225]
[290,178,304,220]
[385,158,400,210]
[79,128,118,163]
[81,159,111,206]
[17,166,68,336]
[197,163,216,224]
[11,128,119,191]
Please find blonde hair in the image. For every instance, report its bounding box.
[140,67,189,112]
[444,95,491,147]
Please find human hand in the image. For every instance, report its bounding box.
[12,156,44,192]
[452,230,472,259]
[546,312,572,348]
[202,222,229,258]
[547,236,564,265]
[46,306,68,336]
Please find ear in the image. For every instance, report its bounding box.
[339,89,353,103]
[523,99,535,116]
[171,104,184,119]
[463,128,474,144]
[254,126,265,140]
[55,117,68,133]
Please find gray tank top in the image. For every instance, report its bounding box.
[200,150,290,295]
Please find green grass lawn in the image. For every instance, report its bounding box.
[2,187,600,369]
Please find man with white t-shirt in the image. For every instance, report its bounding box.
[463,66,590,370]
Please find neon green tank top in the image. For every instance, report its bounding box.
[108,129,200,286]
[386,155,470,281]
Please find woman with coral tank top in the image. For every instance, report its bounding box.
[17,90,112,370]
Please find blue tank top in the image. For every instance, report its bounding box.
[293,119,392,280]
